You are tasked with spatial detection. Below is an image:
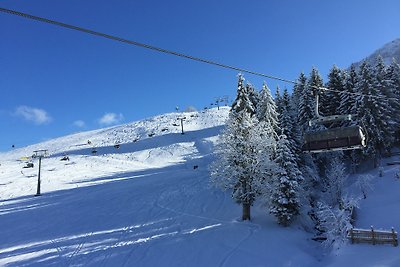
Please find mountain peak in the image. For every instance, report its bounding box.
[352,38,400,68]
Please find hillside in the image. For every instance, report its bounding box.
[1,107,399,266]
[352,38,400,68]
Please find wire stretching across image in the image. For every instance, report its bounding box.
[0,7,395,103]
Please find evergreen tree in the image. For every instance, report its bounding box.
[387,58,400,99]
[340,66,362,170]
[278,88,293,139]
[275,85,283,117]
[292,71,319,197]
[306,67,330,175]
[308,67,324,96]
[322,65,344,117]
[231,74,255,115]
[373,56,395,149]
[292,72,307,113]
[315,197,356,250]
[386,59,400,142]
[321,156,347,206]
[294,72,312,132]
[278,88,301,161]
[355,61,390,164]
[211,75,275,221]
[246,83,260,112]
[257,82,280,141]
[339,64,358,118]
[270,135,303,226]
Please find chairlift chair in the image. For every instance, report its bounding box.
[23,162,34,168]
[302,88,367,153]
[302,126,366,153]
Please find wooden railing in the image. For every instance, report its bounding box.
[347,227,398,247]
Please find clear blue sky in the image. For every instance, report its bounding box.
[1,0,399,151]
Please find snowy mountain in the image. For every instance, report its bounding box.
[352,38,400,68]
[1,107,400,266]
[0,108,229,201]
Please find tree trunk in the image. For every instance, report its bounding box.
[242,203,251,221]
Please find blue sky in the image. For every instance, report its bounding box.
[1,0,399,151]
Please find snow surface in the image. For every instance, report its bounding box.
[352,38,400,69]
[0,107,399,266]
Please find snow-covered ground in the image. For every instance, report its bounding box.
[0,107,399,266]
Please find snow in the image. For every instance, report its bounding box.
[352,38,400,69]
[0,107,399,266]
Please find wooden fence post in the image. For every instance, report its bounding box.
[350,228,354,244]
[371,226,376,245]
[392,228,398,247]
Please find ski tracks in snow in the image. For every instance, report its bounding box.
[155,173,262,267]
[219,221,260,267]
[49,239,68,267]
[67,231,93,266]
[48,231,94,266]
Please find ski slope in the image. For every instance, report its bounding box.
[0,107,399,266]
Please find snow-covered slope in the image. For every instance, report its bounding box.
[0,107,320,267]
[0,108,227,201]
[322,155,400,267]
[352,38,400,68]
[1,107,400,267]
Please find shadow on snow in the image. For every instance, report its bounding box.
[0,156,227,267]
[50,126,224,158]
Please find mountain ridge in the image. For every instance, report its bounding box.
[351,38,400,68]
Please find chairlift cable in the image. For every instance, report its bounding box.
[317,86,398,102]
[0,7,295,84]
[0,7,398,102]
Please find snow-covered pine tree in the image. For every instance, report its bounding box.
[338,65,363,170]
[292,72,307,113]
[210,112,256,221]
[387,58,400,100]
[315,197,356,250]
[257,82,280,141]
[340,64,358,117]
[297,67,324,135]
[322,65,344,118]
[373,56,395,150]
[355,61,390,164]
[386,58,400,142]
[292,71,319,197]
[278,88,293,140]
[211,75,275,221]
[231,74,255,115]
[277,88,301,162]
[246,83,260,112]
[295,72,315,133]
[275,85,283,117]
[270,135,303,226]
[321,156,347,206]
[306,67,331,175]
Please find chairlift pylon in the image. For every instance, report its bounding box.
[302,88,367,153]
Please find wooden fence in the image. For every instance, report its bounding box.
[347,227,398,247]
